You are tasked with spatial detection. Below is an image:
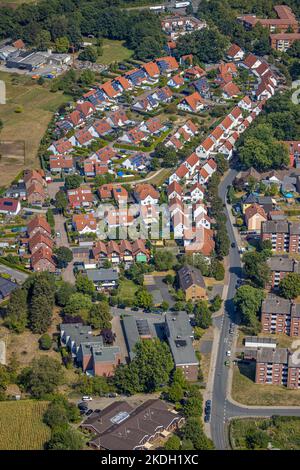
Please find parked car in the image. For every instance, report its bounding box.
[231,242,236,248]
[226,350,231,357]
[85,409,93,416]
[205,400,211,412]
[82,396,93,401]
[204,412,211,423]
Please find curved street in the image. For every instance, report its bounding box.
[210,168,300,450]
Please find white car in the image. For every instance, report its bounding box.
[82,396,93,401]
[226,350,231,357]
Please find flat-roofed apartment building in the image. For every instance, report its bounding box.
[261,221,300,254]
[164,311,199,381]
[267,256,300,289]
[255,347,300,389]
[261,295,300,337]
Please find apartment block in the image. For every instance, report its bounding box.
[261,221,300,254]
[261,295,300,337]
[267,256,300,289]
[255,347,300,389]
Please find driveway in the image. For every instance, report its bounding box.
[54,213,75,284]
[144,274,175,307]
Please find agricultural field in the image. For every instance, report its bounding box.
[0,400,50,450]
[230,416,300,450]
[97,39,133,65]
[0,71,70,186]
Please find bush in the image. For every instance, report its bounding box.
[39,334,52,350]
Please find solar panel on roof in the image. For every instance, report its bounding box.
[110,411,130,425]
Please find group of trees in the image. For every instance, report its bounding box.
[234,285,265,334]
[176,28,229,64]
[5,272,55,334]
[0,2,165,61]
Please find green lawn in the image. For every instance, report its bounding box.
[230,416,300,450]
[97,39,133,65]
[0,71,70,185]
[117,278,138,305]
[0,400,50,450]
[232,362,300,406]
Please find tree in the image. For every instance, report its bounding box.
[287,40,300,59]
[35,30,51,51]
[18,357,63,398]
[215,153,229,175]
[176,28,228,63]
[114,339,174,394]
[279,273,300,299]
[161,300,169,312]
[215,227,230,258]
[245,429,268,450]
[243,251,270,288]
[55,246,73,269]
[54,190,68,212]
[4,288,28,333]
[234,285,265,331]
[75,273,95,296]
[39,334,52,350]
[65,174,83,190]
[154,250,175,271]
[134,288,153,309]
[184,396,202,417]
[181,417,214,450]
[194,300,212,329]
[164,435,181,450]
[79,69,95,86]
[29,276,55,333]
[44,403,68,429]
[78,46,98,63]
[211,258,225,281]
[54,36,70,53]
[47,427,84,450]
[210,295,222,313]
[89,302,112,329]
[56,282,75,307]
[64,293,92,321]
[167,383,184,403]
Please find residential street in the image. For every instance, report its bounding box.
[0,263,28,284]
[209,168,300,449]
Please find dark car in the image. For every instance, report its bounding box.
[85,409,93,416]
[204,413,211,423]
[205,400,212,412]
[131,307,139,311]
[78,402,88,411]
[231,242,236,248]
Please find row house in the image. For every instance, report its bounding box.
[98,184,128,206]
[49,154,74,174]
[67,186,94,209]
[238,5,298,33]
[91,239,150,266]
[261,221,300,254]
[165,120,198,152]
[27,215,55,272]
[23,169,47,206]
[198,159,217,185]
[72,213,97,235]
[267,256,300,289]
[261,295,300,337]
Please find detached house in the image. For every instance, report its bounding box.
[178,92,205,113]
[178,265,207,301]
[244,204,267,231]
[50,155,74,174]
[134,184,159,206]
[67,187,94,209]
[72,213,97,234]
[227,44,245,61]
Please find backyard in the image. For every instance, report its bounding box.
[230,416,300,450]
[0,400,50,450]
[0,71,70,186]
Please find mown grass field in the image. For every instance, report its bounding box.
[0,400,50,450]
[117,278,138,305]
[230,416,300,450]
[0,71,69,186]
[232,362,300,406]
[97,39,133,65]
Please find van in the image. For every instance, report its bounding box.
[82,396,93,401]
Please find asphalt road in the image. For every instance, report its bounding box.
[0,263,28,284]
[210,169,300,449]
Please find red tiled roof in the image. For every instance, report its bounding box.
[185,152,199,168]
[227,44,242,57]
[72,213,97,232]
[101,81,118,98]
[93,119,112,136]
[31,246,55,269]
[50,155,73,170]
[135,183,159,201]
[27,215,51,236]
[182,92,204,111]
[143,61,160,77]
[28,232,53,253]
[168,181,183,197]
[0,198,19,213]
[221,81,241,97]
[201,137,214,151]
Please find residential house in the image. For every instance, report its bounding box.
[31,246,55,272]
[0,198,21,215]
[134,184,159,206]
[178,92,205,113]
[261,295,300,337]
[244,203,267,231]
[267,256,300,289]
[27,215,51,238]
[67,187,94,209]
[49,155,74,174]
[178,265,207,301]
[72,213,97,234]
[86,268,119,290]
[227,44,245,61]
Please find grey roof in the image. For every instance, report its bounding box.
[261,220,289,234]
[178,265,206,291]
[165,312,198,367]
[0,277,18,299]
[86,268,119,282]
[256,347,288,365]
[122,316,154,361]
[243,194,257,204]
[262,295,291,315]
[244,336,277,346]
[81,340,120,364]
[288,349,300,367]
[267,256,300,273]
[257,196,274,206]
[290,223,300,235]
